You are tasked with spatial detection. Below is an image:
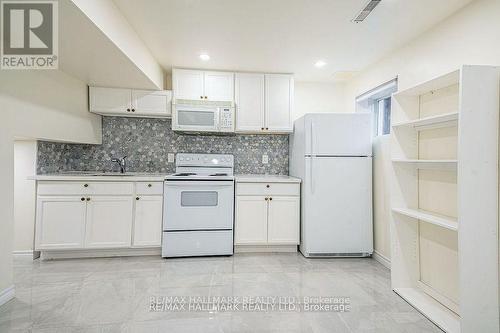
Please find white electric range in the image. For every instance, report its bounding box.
[162,153,235,257]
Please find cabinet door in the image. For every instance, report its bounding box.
[35,196,86,250]
[204,71,234,102]
[85,196,133,248]
[133,195,163,247]
[89,87,131,114]
[131,90,172,117]
[235,73,265,132]
[267,196,300,244]
[235,196,268,244]
[265,74,294,132]
[173,69,205,100]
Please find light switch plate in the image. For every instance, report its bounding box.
[262,154,269,164]
[167,153,175,163]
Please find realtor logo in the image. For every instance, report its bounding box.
[1,0,58,69]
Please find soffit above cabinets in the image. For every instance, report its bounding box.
[58,0,163,90]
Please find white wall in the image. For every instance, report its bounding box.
[13,141,37,254]
[294,82,346,120]
[345,0,500,261]
[0,70,101,303]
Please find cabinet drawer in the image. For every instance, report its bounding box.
[136,182,163,195]
[236,182,299,196]
[38,181,134,196]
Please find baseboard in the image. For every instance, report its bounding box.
[0,285,15,307]
[373,250,391,269]
[12,250,33,256]
[235,245,298,253]
[40,247,161,260]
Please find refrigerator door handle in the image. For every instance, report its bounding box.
[310,121,315,193]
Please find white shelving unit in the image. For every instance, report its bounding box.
[390,65,500,333]
[391,159,457,170]
[392,207,458,231]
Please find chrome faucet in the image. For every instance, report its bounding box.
[111,156,127,174]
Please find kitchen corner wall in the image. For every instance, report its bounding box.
[37,117,289,175]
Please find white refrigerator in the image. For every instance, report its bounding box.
[289,113,373,257]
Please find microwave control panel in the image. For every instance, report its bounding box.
[219,107,235,132]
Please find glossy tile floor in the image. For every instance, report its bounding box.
[0,254,441,332]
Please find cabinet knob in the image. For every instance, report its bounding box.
[204,96,208,99]
[266,184,270,188]
[83,184,88,187]
[131,109,135,112]
[81,197,85,201]
[127,108,131,112]
[136,197,140,200]
[265,127,269,130]
[261,127,264,130]
[265,197,269,201]
[269,197,273,201]
[86,197,91,201]
[200,96,203,99]
[147,184,152,188]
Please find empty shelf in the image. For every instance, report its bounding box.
[392,112,458,130]
[394,287,460,333]
[392,159,457,170]
[393,70,460,97]
[392,207,458,231]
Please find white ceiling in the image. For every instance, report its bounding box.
[113,0,473,82]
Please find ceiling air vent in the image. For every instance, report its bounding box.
[352,0,381,23]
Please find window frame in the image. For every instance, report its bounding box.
[355,78,398,137]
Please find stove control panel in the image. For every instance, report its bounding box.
[176,153,234,168]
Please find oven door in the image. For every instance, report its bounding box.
[173,105,219,132]
[163,180,234,231]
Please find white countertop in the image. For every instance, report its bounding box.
[235,174,301,183]
[30,173,167,182]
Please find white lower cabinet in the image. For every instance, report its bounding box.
[133,195,163,247]
[85,196,133,248]
[235,182,300,247]
[35,181,163,252]
[267,196,300,244]
[235,196,268,244]
[36,196,87,249]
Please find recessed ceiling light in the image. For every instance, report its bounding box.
[199,53,210,61]
[314,60,327,68]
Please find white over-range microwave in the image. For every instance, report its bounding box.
[172,100,235,133]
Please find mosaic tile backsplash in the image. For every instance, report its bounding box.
[37,117,289,175]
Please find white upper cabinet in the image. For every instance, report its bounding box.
[90,87,131,115]
[204,71,235,102]
[89,87,172,118]
[173,68,234,102]
[235,73,294,134]
[131,90,172,117]
[265,74,294,132]
[173,69,205,100]
[235,73,265,132]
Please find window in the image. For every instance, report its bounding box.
[355,79,398,136]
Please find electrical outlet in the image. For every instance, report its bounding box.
[262,154,269,164]
[167,153,175,163]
